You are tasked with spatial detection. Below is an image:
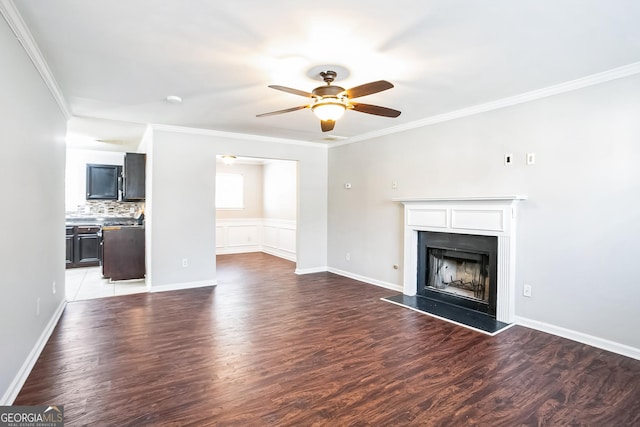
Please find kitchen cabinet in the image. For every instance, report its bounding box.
[66,225,101,268]
[86,164,121,200]
[102,226,145,280]
[65,226,74,266]
[123,153,145,200]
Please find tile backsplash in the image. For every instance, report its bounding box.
[66,200,144,218]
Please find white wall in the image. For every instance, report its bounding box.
[141,125,153,287]
[328,73,640,350]
[146,132,217,290]
[148,128,327,290]
[263,160,297,221]
[0,16,67,402]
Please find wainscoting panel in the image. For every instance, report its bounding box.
[263,219,296,261]
[263,225,278,249]
[216,218,296,261]
[215,226,225,248]
[215,219,261,254]
[279,228,296,254]
[227,225,259,247]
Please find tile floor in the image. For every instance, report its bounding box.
[65,267,147,301]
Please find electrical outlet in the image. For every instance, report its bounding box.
[52,281,56,295]
[393,264,399,270]
[526,153,536,165]
[344,183,352,189]
[182,258,189,268]
[129,207,136,213]
[392,180,398,189]
[345,252,351,261]
[523,284,532,297]
[36,297,41,316]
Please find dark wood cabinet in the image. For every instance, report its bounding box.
[77,233,100,264]
[86,164,121,200]
[123,153,146,201]
[102,226,145,280]
[65,226,74,266]
[66,225,101,268]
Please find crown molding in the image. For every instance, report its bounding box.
[150,123,328,148]
[4,0,638,146]
[332,61,640,148]
[0,0,71,119]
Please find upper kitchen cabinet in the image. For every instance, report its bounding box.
[123,153,146,201]
[86,164,121,200]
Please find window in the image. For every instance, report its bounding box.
[216,173,243,209]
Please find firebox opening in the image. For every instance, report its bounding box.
[417,231,498,317]
[427,248,489,303]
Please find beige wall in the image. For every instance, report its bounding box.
[263,160,297,221]
[215,160,297,221]
[215,162,264,219]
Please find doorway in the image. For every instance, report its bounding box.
[215,156,298,263]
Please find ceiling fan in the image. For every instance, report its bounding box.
[257,70,401,132]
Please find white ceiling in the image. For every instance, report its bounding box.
[11,0,640,145]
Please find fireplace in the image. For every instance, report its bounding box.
[394,196,526,323]
[417,231,497,316]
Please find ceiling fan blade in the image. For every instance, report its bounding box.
[344,80,394,99]
[256,105,309,117]
[268,85,315,98]
[321,120,336,132]
[350,102,401,118]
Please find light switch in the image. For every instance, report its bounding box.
[504,153,513,165]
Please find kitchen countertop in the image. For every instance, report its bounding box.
[102,225,145,231]
[65,217,142,227]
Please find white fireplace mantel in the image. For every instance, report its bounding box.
[394,195,527,323]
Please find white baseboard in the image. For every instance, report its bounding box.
[515,316,640,361]
[295,266,328,275]
[150,280,217,293]
[262,247,296,262]
[327,267,403,292]
[216,246,261,255]
[1,299,67,405]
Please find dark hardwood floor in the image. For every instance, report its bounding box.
[15,253,640,426]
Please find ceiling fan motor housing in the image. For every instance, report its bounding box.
[312,85,345,97]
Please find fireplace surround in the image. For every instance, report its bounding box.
[394,196,526,323]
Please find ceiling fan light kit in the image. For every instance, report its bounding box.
[257,70,401,132]
[312,99,347,121]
